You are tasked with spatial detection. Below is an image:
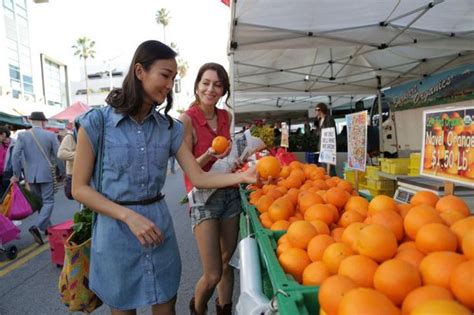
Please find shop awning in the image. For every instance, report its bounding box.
[49,101,91,123]
[0,111,31,129]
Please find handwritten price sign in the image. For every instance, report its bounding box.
[421,106,474,187]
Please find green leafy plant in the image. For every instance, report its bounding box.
[71,207,94,245]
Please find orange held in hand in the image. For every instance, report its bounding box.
[256,156,281,180]
[211,136,228,154]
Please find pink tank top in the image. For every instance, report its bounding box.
[184,104,231,192]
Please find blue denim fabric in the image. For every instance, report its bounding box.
[79,106,183,310]
[190,188,241,230]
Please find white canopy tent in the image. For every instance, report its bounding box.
[229,0,474,123]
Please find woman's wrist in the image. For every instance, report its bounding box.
[119,207,134,223]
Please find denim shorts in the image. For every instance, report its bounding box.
[190,187,242,230]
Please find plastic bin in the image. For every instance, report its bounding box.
[366,166,381,180]
[344,170,366,184]
[368,188,394,197]
[305,152,317,164]
[408,167,420,176]
[46,220,73,267]
[381,158,410,175]
[409,153,422,169]
[367,178,395,190]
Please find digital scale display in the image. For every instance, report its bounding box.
[394,176,474,205]
[395,189,414,204]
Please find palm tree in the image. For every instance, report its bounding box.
[72,37,96,104]
[177,59,189,79]
[170,42,189,79]
[155,8,170,44]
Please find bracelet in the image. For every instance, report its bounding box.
[206,148,215,158]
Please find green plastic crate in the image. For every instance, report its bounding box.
[239,186,373,315]
[239,186,320,314]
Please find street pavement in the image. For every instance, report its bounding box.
[0,168,241,315]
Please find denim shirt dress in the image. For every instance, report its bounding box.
[79,106,183,310]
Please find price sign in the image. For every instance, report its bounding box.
[421,106,474,187]
[318,127,336,165]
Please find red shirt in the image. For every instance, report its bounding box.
[183,104,230,192]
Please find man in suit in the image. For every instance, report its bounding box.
[11,112,64,245]
[315,102,337,176]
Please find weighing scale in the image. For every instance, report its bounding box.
[394,176,474,210]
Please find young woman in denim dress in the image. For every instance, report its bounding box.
[179,63,241,315]
[72,41,256,315]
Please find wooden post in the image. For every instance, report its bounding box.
[444,181,454,196]
[355,170,359,192]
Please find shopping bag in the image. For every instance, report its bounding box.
[58,232,102,312]
[0,214,20,244]
[8,183,33,220]
[275,147,296,166]
[19,184,42,212]
[0,185,13,217]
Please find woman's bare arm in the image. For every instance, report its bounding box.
[176,140,256,189]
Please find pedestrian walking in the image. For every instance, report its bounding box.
[57,130,76,200]
[72,41,256,315]
[11,111,64,245]
[0,126,13,196]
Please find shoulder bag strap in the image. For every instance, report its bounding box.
[29,130,54,168]
[96,110,105,193]
[89,109,105,226]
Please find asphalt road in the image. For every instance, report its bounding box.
[0,169,240,315]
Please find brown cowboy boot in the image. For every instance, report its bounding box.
[215,297,232,315]
[190,297,207,315]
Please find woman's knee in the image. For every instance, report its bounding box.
[221,251,234,267]
[203,271,222,289]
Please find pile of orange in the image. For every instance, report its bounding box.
[247,161,473,315]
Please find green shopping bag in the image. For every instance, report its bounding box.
[19,184,42,212]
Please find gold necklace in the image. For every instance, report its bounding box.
[205,112,216,120]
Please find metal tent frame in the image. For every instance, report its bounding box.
[228,0,474,124]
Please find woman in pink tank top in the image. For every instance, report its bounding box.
[179,63,240,315]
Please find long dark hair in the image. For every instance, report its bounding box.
[316,102,329,115]
[192,62,231,108]
[106,40,177,127]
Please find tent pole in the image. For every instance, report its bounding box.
[377,76,384,158]
[229,52,236,139]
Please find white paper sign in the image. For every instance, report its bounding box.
[318,127,336,165]
[281,122,289,148]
